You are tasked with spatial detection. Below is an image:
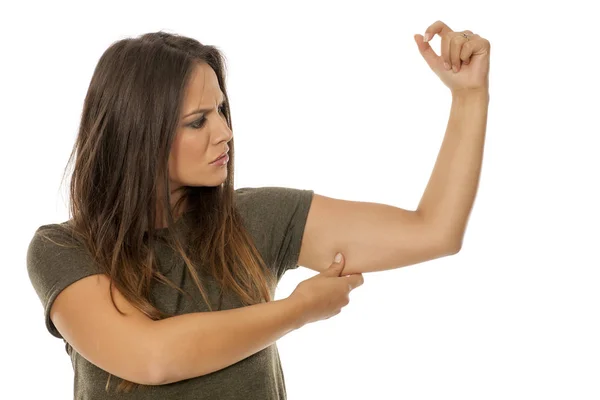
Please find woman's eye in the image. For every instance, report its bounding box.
[189,103,226,129]
[189,118,206,129]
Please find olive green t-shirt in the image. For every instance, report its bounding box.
[26,186,314,400]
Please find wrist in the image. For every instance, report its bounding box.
[283,295,308,330]
[451,88,489,100]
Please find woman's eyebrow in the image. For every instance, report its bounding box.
[182,95,225,118]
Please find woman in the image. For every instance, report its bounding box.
[27,21,490,399]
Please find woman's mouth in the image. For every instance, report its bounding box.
[210,152,229,166]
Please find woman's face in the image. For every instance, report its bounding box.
[169,62,233,190]
[153,62,233,227]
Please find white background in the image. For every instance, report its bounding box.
[2,0,599,399]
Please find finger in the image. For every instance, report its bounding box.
[460,34,489,65]
[424,20,454,43]
[460,41,474,67]
[414,34,440,71]
[449,34,466,72]
[323,253,345,276]
[442,32,452,70]
[452,31,474,71]
[423,21,454,71]
[347,273,364,290]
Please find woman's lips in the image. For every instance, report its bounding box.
[210,152,229,165]
[211,150,228,162]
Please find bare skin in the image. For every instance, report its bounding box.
[155,62,233,229]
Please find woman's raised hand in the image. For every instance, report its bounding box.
[414,20,491,95]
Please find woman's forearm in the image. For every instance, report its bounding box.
[150,297,305,385]
[416,89,490,249]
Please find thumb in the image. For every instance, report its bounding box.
[323,252,344,276]
[414,34,440,72]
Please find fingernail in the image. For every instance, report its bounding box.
[335,253,342,263]
[423,32,431,42]
[452,65,458,73]
[444,62,450,70]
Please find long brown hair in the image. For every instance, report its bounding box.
[38,31,277,393]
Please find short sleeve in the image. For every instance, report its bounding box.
[26,224,103,339]
[235,186,314,280]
